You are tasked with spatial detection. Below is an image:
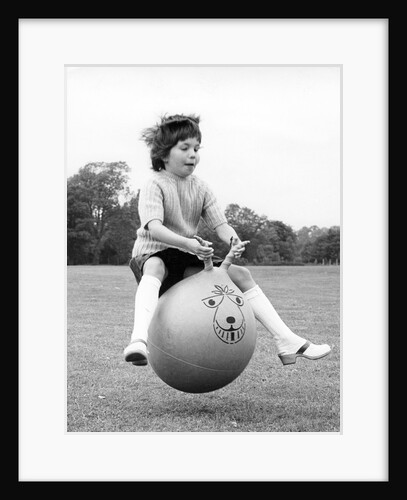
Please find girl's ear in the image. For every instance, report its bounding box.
[162,149,169,164]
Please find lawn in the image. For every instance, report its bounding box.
[67,264,340,432]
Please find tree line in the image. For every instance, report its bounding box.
[67,162,340,266]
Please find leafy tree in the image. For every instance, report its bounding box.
[100,191,141,264]
[302,226,340,264]
[256,244,280,265]
[297,225,332,263]
[224,204,269,262]
[298,239,315,263]
[222,204,297,263]
[67,185,95,264]
[67,162,130,264]
[297,225,326,244]
[266,220,297,262]
[224,204,268,240]
[324,226,340,262]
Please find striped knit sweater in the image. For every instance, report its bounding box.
[132,169,227,257]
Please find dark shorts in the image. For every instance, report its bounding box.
[129,248,224,296]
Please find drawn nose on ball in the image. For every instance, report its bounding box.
[226,316,236,324]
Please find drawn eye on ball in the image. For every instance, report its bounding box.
[227,295,244,306]
[202,295,224,308]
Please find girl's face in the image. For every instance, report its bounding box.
[164,137,201,177]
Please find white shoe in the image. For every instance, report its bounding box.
[278,340,331,365]
[124,339,148,366]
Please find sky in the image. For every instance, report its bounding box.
[66,65,341,231]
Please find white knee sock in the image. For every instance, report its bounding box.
[130,275,161,343]
[243,285,306,355]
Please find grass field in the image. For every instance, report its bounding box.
[67,265,340,433]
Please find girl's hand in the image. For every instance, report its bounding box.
[187,235,214,260]
[220,237,250,270]
[229,237,250,259]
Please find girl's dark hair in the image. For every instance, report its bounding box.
[141,114,202,171]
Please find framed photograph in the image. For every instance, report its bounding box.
[19,19,388,481]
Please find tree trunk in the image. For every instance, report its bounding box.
[92,239,102,264]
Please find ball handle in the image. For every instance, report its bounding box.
[204,258,214,271]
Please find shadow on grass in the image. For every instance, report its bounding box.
[83,342,340,433]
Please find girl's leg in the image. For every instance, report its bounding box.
[227,265,331,365]
[124,257,166,365]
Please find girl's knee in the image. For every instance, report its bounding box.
[143,257,167,282]
[227,265,255,291]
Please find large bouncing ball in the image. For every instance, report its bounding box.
[147,248,257,393]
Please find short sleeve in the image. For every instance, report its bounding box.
[200,183,227,230]
[138,179,164,230]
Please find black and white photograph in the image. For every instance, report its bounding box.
[19,19,388,482]
[65,64,341,432]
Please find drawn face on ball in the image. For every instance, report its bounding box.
[202,285,246,344]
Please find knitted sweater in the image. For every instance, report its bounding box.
[132,169,227,257]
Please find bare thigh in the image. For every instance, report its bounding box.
[143,256,168,282]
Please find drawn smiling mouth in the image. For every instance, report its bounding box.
[215,321,243,332]
[214,321,246,344]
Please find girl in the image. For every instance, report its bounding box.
[124,114,331,366]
